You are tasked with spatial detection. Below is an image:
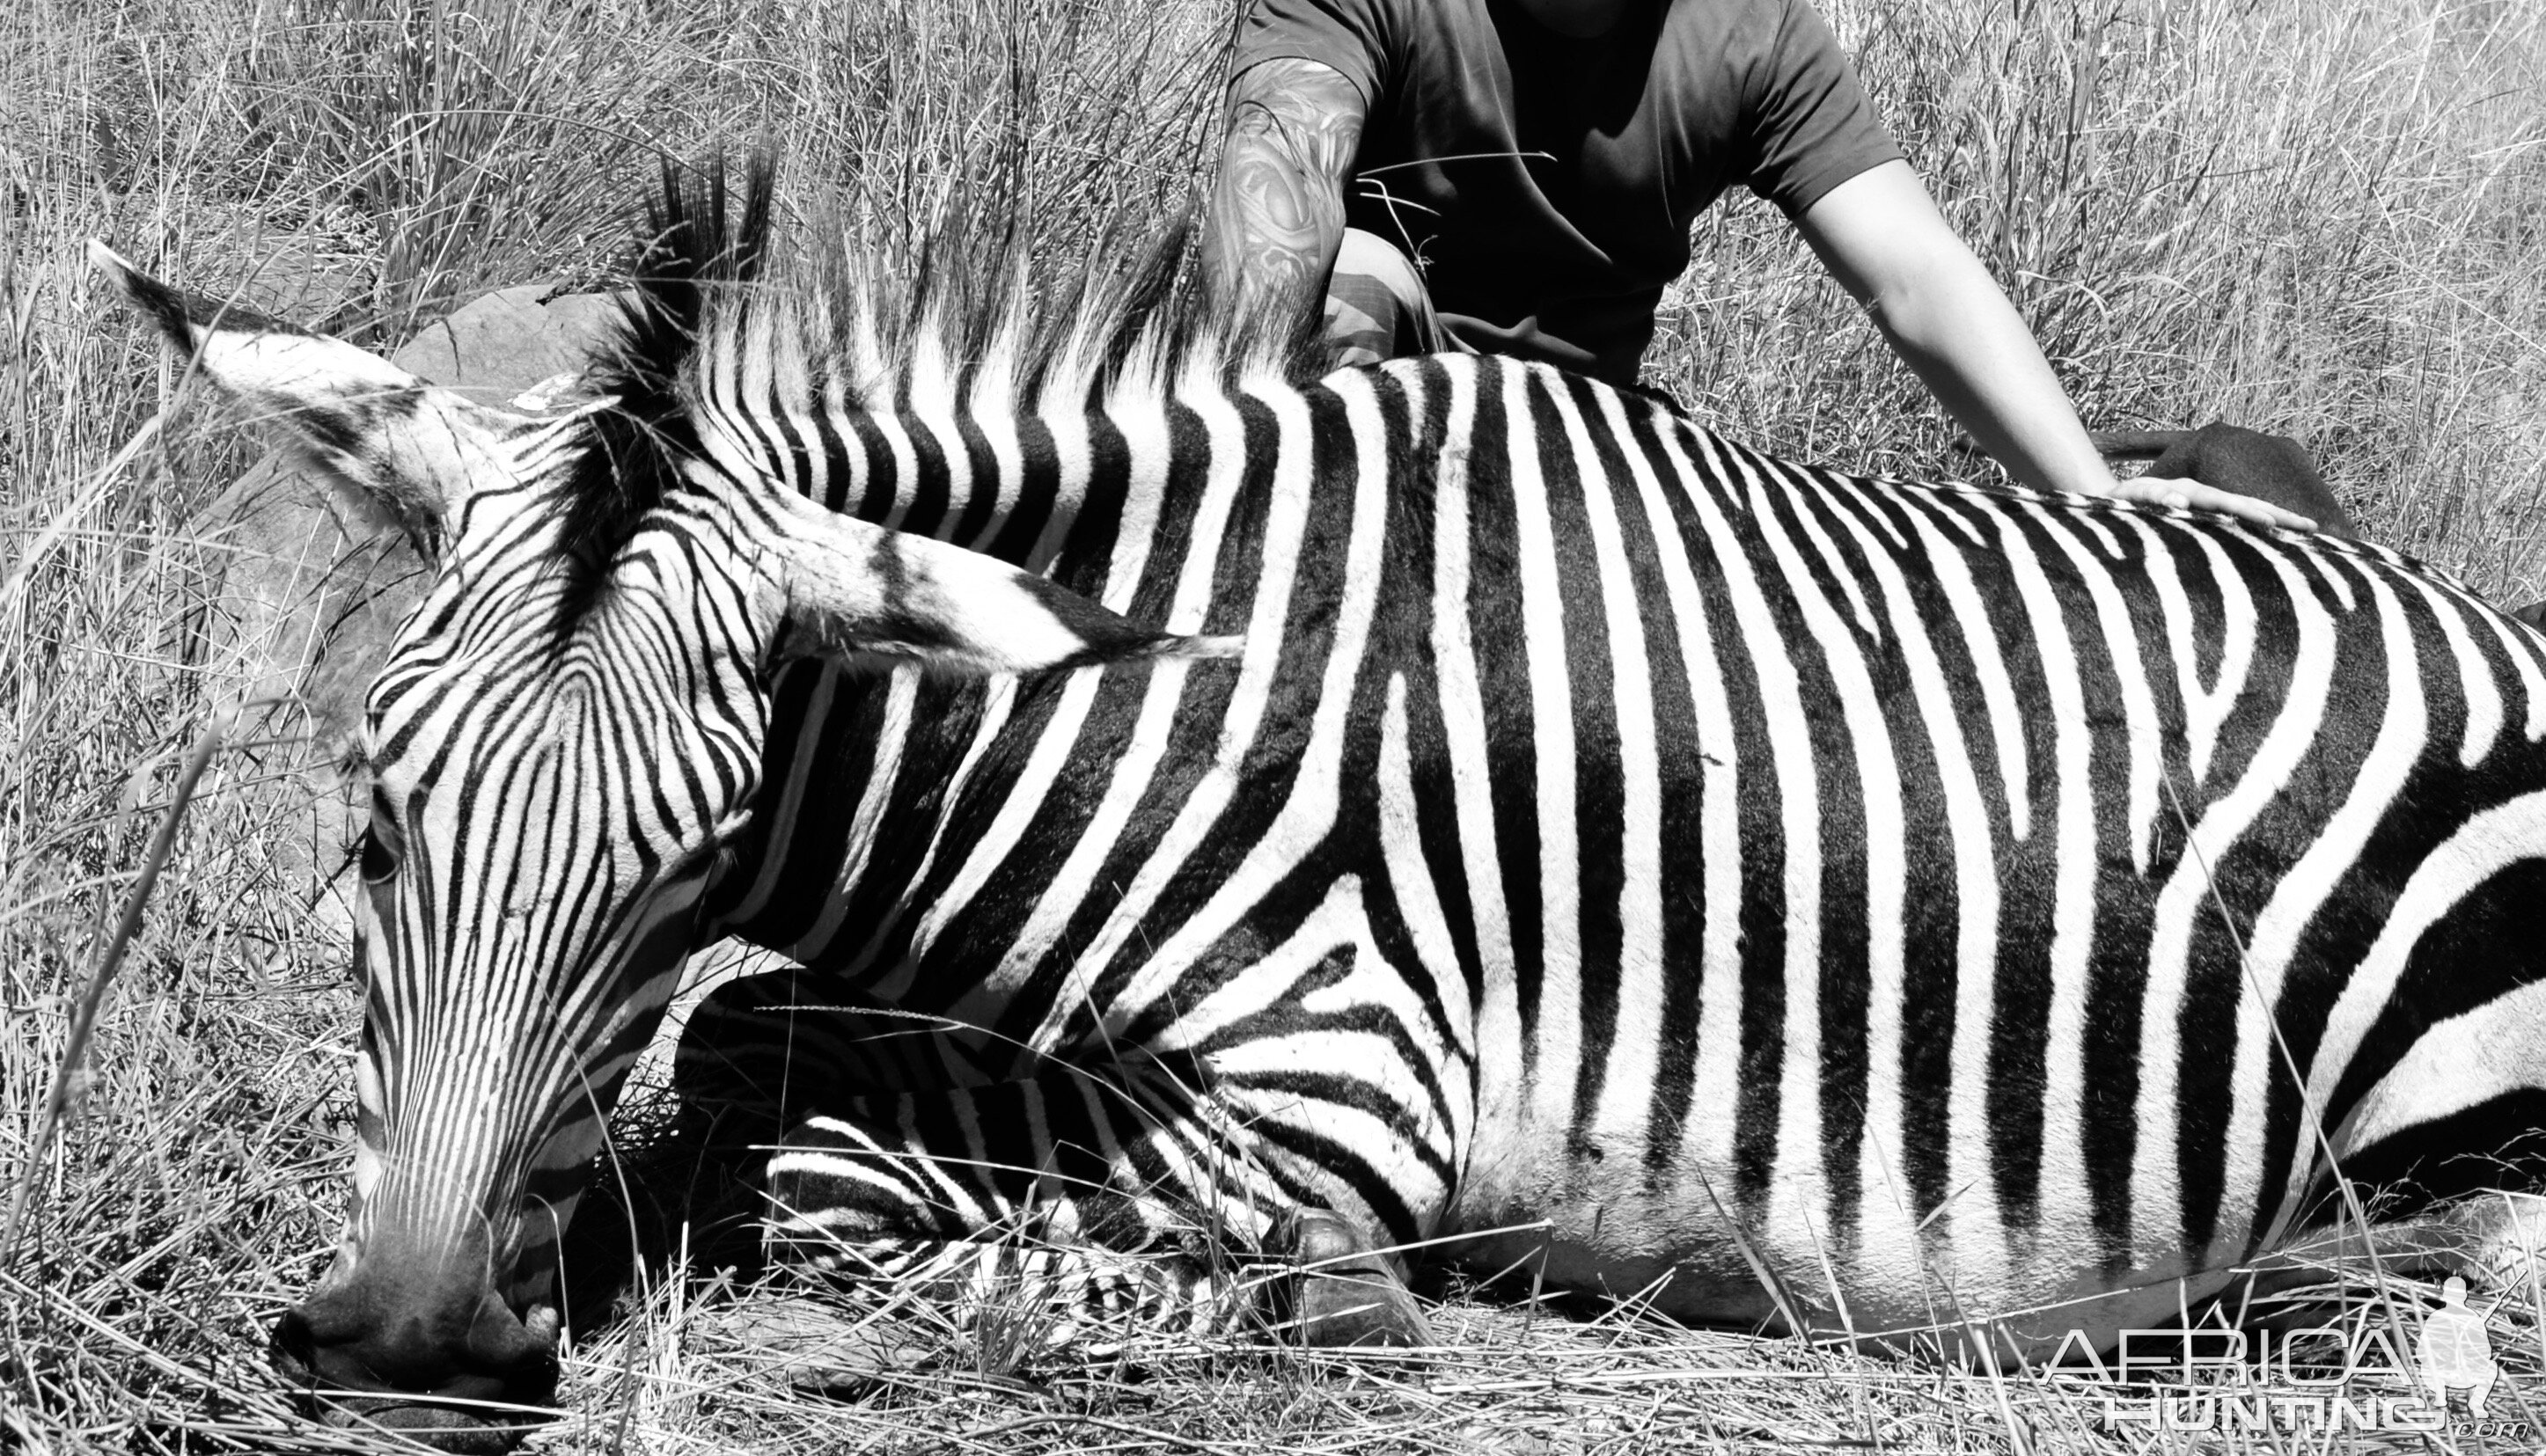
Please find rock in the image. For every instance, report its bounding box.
[393,284,627,410]
[189,283,626,938]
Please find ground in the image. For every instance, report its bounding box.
[4,0,2542,1451]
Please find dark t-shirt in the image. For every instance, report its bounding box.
[1236,0,1903,382]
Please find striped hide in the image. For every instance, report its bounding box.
[98,159,2546,1434]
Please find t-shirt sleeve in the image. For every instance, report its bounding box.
[1741,0,1904,218]
[1232,0,1393,111]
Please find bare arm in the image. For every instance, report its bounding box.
[1200,57,1367,334]
[1794,161,2313,530]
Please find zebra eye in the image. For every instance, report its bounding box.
[362,787,404,883]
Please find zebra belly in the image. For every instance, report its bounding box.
[1442,1078,2263,1350]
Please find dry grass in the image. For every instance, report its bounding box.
[1662,0,2546,604]
[3,0,2542,1451]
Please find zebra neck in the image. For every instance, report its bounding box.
[746,390,1204,582]
[708,390,1229,984]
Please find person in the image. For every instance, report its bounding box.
[1197,0,2311,530]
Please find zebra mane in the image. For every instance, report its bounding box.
[555,150,1318,626]
[554,157,771,622]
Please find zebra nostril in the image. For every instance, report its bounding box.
[269,1306,321,1384]
[270,1281,561,1413]
[270,1291,561,1453]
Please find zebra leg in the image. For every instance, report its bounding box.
[758,1070,1429,1349]
[764,1074,1240,1344]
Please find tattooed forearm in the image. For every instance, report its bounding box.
[1201,57,1367,332]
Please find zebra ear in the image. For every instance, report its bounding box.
[89,240,506,555]
[765,497,1241,675]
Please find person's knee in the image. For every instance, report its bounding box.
[2148,421,2359,538]
[1333,230,1424,304]
[1322,229,1437,366]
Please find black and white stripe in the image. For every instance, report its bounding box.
[678,281,2546,1346]
[108,161,2546,1382]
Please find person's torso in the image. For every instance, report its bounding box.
[1349,0,1777,378]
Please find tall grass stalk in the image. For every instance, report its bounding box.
[4,0,2539,1449]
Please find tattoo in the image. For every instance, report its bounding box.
[1201,57,1367,333]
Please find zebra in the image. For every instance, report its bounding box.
[96,157,2546,1440]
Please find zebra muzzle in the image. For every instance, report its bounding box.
[272,1284,561,1450]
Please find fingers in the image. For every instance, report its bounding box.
[2111,475,2320,534]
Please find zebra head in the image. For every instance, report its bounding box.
[92,232,1231,1439]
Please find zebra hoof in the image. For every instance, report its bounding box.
[1285,1208,1434,1348]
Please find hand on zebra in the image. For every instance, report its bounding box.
[2101,472,2322,533]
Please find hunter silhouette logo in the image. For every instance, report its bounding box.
[2073,1279,2522,1433]
[2416,1277,2500,1416]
